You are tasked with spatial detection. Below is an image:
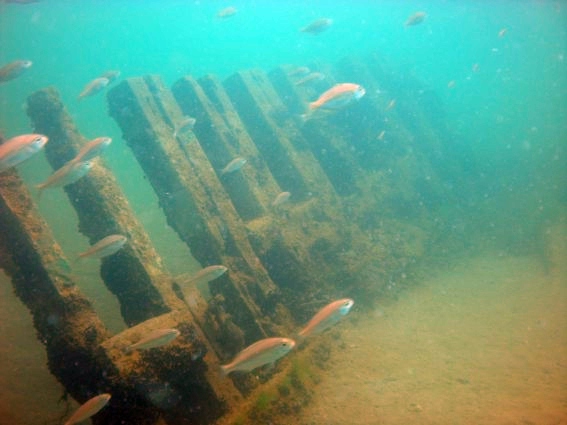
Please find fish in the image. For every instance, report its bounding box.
[99,70,121,84]
[377,130,386,141]
[300,18,333,34]
[173,116,197,138]
[220,157,247,176]
[294,72,325,86]
[447,80,456,89]
[309,83,366,111]
[472,63,480,73]
[184,265,228,285]
[0,134,48,172]
[126,328,180,352]
[217,6,237,19]
[64,393,111,425]
[78,77,110,100]
[272,191,291,207]
[298,298,354,339]
[36,160,93,200]
[78,234,127,259]
[405,11,427,27]
[220,337,296,376]
[498,28,508,38]
[287,66,310,77]
[0,60,32,83]
[72,137,112,163]
[386,98,396,111]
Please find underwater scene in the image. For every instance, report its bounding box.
[0,1,566,424]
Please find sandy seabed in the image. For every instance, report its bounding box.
[0,253,565,425]
[295,254,567,425]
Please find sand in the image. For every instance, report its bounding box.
[295,254,567,425]
[1,252,565,425]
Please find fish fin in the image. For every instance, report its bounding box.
[219,364,230,378]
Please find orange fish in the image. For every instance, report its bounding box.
[72,136,112,163]
[309,83,366,111]
[64,393,111,425]
[0,60,32,83]
[78,77,109,100]
[220,337,295,375]
[0,133,48,172]
[298,298,354,339]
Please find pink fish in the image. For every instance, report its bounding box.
[298,298,354,339]
[309,83,366,111]
[220,337,295,375]
[72,137,112,163]
[64,393,111,425]
[0,60,32,83]
[78,77,109,100]
[0,134,48,172]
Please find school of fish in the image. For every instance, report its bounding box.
[0,3,508,423]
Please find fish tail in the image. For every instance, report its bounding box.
[294,331,307,346]
[308,101,319,110]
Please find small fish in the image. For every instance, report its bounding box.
[173,116,197,138]
[220,337,296,376]
[298,298,354,339]
[294,72,325,86]
[272,191,291,207]
[36,160,93,200]
[221,157,247,176]
[386,98,396,111]
[78,234,127,259]
[72,137,112,163]
[300,18,333,34]
[0,134,48,172]
[472,63,480,73]
[0,60,32,83]
[64,393,111,425]
[217,6,237,19]
[78,77,110,100]
[287,66,310,77]
[309,83,366,111]
[377,130,386,141]
[99,70,121,84]
[405,11,427,27]
[498,28,508,38]
[185,265,227,285]
[126,328,180,352]
[447,80,456,89]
